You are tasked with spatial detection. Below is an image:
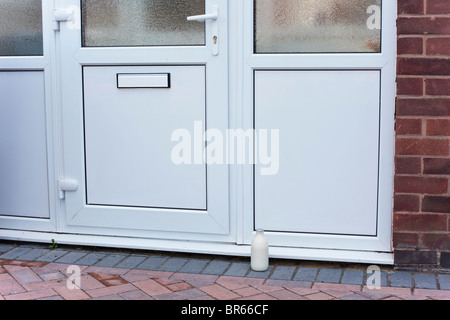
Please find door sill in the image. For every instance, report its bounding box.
[0,229,394,265]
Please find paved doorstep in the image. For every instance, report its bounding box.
[0,261,449,300]
[0,242,449,300]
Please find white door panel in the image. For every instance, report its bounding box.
[84,66,207,210]
[58,0,230,238]
[255,70,380,236]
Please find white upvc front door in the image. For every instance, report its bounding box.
[240,0,396,254]
[57,0,232,242]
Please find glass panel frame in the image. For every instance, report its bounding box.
[81,0,206,48]
[254,0,382,54]
[0,0,43,56]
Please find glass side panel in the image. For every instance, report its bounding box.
[0,0,43,56]
[82,0,205,47]
[255,0,382,53]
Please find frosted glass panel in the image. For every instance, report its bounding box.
[255,0,382,53]
[0,0,43,56]
[82,0,205,47]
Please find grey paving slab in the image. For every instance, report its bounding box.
[115,255,147,269]
[94,254,128,268]
[158,257,189,272]
[202,260,230,275]
[316,268,342,284]
[0,247,32,259]
[179,258,210,274]
[15,248,51,261]
[0,244,15,254]
[36,250,69,262]
[389,272,412,288]
[366,271,389,287]
[341,270,365,285]
[224,262,251,277]
[136,256,169,271]
[270,266,296,280]
[74,252,107,266]
[437,274,450,290]
[55,251,89,264]
[293,267,318,282]
[246,266,273,279]
[414,273,437,290]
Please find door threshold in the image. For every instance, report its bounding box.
[0,229,394,265]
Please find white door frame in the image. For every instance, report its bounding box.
[239,0,397,253]
[57,0,233,242]
[0,0,58,233]
[0,0,397,265]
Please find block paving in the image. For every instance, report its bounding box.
[0,241,449,300]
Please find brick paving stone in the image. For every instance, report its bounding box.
[246,266,273,279]
[199,284,240,300]
[413,289,450,299]
[236,293,277,300]
[4,288,57,300]
[359,290,392,300]
[202,260,230,275]
[437,274,450,290]
[91,294,124,300]
[268,289,307,300]
[270,266,296,280]
[216,276,265,290]
[78,274,105,290]
[9,267,42,285]
[179,258,210,274]
[115,255,147,269]
[362,285,412,296]
[224,262,250,277]
[53,285,90,300]
[414,273,437,290]
[133,279,172,296]
[316,268,342,284]
[285,286,320,296]
[16,249,50,261]
[86,283,136,298]
[390,272,413,288]
[55,251,89,264]
[304,292,335,300]
[0,247,32,260]
[166,282,193,292]
[119,289,154,300]
[74,252,107,266]
[93,254,127,268]
[121,269,153,282]
[137,256,169,271]
[293,267,318,282]
[233,286,262,298]
[341,270,365,285]
[158,258,189,272]
[37,295,64,300]
[36,250,69,263]
[170,273,219,287]
[154,288,206,300]
[0,273,26,295]
[340,293,371,300]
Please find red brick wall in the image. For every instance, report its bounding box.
[395,0,450,269]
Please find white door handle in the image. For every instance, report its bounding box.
[187,6,219,56]
[187,7,218,22]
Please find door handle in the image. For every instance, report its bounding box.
[187,6,219,56]
[187,7,218,22]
